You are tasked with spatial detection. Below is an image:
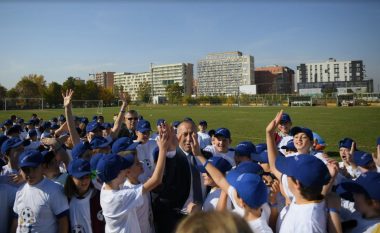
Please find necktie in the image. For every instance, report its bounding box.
[190,154,203,204]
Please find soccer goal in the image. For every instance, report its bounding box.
[3,98,44,111]
[71,100,104,115]
[288,96,313,107]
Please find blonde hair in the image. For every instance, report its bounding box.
[176,210,253,233]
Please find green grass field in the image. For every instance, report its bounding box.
[1,105,379,157]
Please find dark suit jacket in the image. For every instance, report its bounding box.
[117,125,137,140]
[152,146,192,233]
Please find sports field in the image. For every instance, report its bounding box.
[1,105,379,157]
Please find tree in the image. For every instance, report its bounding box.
[83,80,99,100]
[6,88,19,98]
[15,78,40,98]
[0,84,7,99]
[137,81,152,103]
[99,87,116,106]
[22,74,47,96]
[165,83,184,104]
[44,82,62,108]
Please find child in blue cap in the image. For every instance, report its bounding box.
[334,172,380,232]
[266,110,334,233]
[203,127,235,167]
[65,158,105,233]
[191,133,273,233]
[98,129,169,233]
[12,150,69,233]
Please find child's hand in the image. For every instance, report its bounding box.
[266,110,283,134]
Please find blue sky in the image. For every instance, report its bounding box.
[1,1,379,91]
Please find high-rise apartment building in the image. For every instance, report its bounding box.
[151,63,193,97]
[94,72,115,89]
[197,51,255,96]
[113,72,151,101]
[255,66,294,94]
[296,58,373,94]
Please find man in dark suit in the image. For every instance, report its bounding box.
[152,120,205,233]
[117,110,138,140]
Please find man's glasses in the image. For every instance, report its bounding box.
[127,117,138,121]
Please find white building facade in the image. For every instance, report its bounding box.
[114,72,151,101]
[197,51,255,96]
[151,63,193,97]
[295,58,373,95]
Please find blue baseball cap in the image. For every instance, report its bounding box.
[68,159,92,178]
[1,137,25,155]
[137,120,151,133]
[276,154,330,187]
[0,135,8,146]
[290,126,313,141]
[156,118,165,126]
[92,115,98,121]
[377,137,380,146]
[226,161,264,185]
[235,141,256,157]
[102,123,112,129]
[280,113,292,124]
[7,125,22,135]
[339,138,355,150]
[3,119,13,126]
[58,115,66,122]
[233,173,268,209]
[28,129,37,138]
[42,121,51,129]
[172,121,181,128]
[90,136,112,149]
[255,143,267,154]
[96,154,135,183]
[90,153,105,171]
[19,150,43,168]
[17,118,24,124]
[353,151,374,167]
[51,124,60,130]
[72,142,91,160]
[281,139,297,152]
[111,137,140,154]
[86,121,104,132]
[81,117,89,124]
[199,120,207,125]
[339,172,380,202]
[214,128,231,139]
[25,119,36,125]
[197,156,232,174]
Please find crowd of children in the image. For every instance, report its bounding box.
[0,90,379,233]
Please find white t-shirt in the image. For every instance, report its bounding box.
[124,180,155,233]
[203,145,236,167]
[338,161,361,179]
[100,183,144,233]
[69,188,95,233]
[248,214,273,233]
[345,211,380,233]
[277,199,327,233]
[197,131,211,150]
[13,178,69,233]
[227,186,271,223]
[202,187,232,212]
[0,183,17,233]
[135,140,157,183]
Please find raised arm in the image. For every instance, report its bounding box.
[191,133,230,194]
[62,89,81,146]
[110,92,128,139]
[142,123,169,194]
[265,110,283,181]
